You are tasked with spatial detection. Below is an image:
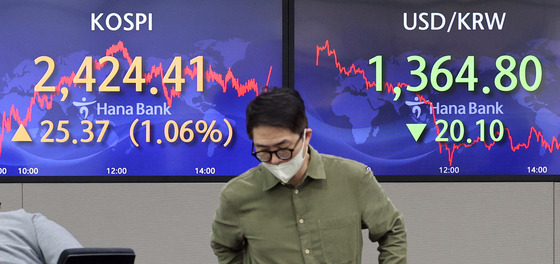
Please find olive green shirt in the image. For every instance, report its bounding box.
[211,146,406,264]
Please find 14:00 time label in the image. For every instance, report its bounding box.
[196,167,216,175]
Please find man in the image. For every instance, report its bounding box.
[0,208,82,264]
[211,87,406,263]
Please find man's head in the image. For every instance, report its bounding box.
[246,88,312,185]
[246,87,308,139]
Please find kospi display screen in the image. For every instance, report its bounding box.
[294,0,560,180]
[0,0,282,180]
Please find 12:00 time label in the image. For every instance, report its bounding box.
[107,167,128,175]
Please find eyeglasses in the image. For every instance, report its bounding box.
[252,132,304,162]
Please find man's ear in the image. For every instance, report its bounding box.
[304,128,312,144]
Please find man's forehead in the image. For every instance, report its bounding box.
[253,138,291,148]
[252,126,298,147]
[252,126,294,137]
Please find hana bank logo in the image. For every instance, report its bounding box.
[73,97,97,120]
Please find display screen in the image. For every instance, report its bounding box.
[295,0,560,180]
[0,0,282,180]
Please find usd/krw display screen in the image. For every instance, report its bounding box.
[0,0,281,179]
[295,0,559,180]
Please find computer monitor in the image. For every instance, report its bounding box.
[57,248,135,264]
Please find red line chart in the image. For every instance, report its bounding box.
[0,40,273,157]
[316,40,560,166]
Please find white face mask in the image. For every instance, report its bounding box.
[261,130,307,184]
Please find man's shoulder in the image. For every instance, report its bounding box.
[0,209,42,263]
[319,152,368,171]
[313,152,374,184]
[0,209,34,226]
[219,166,265,203]
[225,165,262,186]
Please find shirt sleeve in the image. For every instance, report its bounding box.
[0,209,44,263]
[32,213,82,264]
[210,190,245,264]
[359,169,407,264]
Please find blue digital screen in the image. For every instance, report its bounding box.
[0,0,282,178]
[295,0,560,179]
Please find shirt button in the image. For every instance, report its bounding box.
[299,218,304,224]
[305,249,310,254]
[294,189,299,194]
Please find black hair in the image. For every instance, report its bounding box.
[246,87,308,139]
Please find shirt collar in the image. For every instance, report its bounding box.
[261,145,326,191]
